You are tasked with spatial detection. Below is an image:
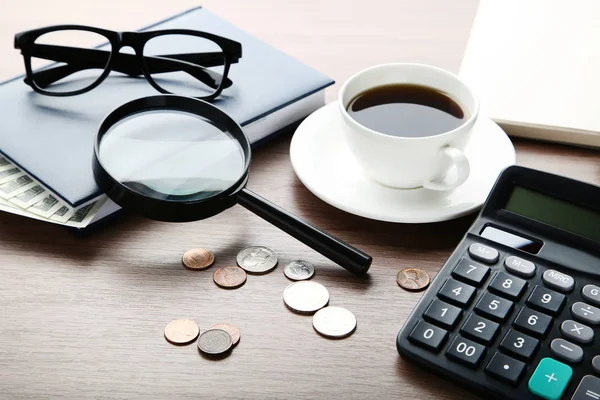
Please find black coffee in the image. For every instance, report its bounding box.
[346,84,466,137]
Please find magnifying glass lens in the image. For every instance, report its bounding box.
[98,110,246,200]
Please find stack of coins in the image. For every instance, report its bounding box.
[164,319,241,359]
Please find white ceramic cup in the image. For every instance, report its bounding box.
[338,63,479,190]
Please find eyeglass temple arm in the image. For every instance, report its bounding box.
[25,44,234,90]
[237,188,373,276]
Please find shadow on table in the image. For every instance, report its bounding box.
[290,180,476,252]
[395,356,480,400]
[0,210,139,264]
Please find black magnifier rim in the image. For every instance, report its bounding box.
[92,94,251,222]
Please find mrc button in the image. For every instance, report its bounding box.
[543,270,574,292]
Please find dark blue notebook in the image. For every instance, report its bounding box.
[0,7,333,207]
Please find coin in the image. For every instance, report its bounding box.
[396,268,430,291]
[182,248,215,270]
[197,329,233,356]
[213,266,247,289]
[210,323,241,346]
[164,319,200,345]
[283,281,330,314]
[312,306,357,339]
[236,246,278,274]
[284,260,315,281]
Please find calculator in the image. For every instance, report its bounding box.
[397,166,600,400]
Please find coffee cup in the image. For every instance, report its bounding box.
[338,63,479,190]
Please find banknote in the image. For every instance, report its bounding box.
[64,198,106,228]
[49,205,76,223]
[9,184,47,209]
[0,156,9,167]
[28,193,64,218]
[0,175,36,199]
[0,167,24,184]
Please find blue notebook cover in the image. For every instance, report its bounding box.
[0,7,333,207]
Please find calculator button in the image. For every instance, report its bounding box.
[526,285,566,316]
[408,321,448,352]
[485,352,526,385]
[475,292,514,322]
[513,307,553,337]
[571,375,600,400]
[438,278,476,307]
[489,272,527,300]
[460,314,500,345]
[572,302,600,326]
[550,339,583,363]
[528,357,573,400]
[592,356,600,375]
[423,299,462,330]
[499,329,539,361]
[452,258,490,286]
[582,285,600,306]
[543,269,575,292]
[504,256,536,278]
[468,243,499,264]
[561,320,594,344]
[445,336,486,368]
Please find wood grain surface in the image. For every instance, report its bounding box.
[0,1,598,399]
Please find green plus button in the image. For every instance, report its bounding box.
[528,358,573,400]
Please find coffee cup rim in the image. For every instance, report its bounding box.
[338,63,480,140]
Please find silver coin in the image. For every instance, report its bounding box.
[313,306,357,339]
[236,246,278,274]
[283,281,329,314]
[197,329,233,356]
[284,260,315,281]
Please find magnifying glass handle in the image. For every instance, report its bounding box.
[237,188,372,275]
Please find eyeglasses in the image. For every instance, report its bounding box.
[14,25,242,100]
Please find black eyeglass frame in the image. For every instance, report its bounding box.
[14,25,242,100]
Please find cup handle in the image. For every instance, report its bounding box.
[422,146,470,191]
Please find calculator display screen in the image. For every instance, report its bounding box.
[505,186,600,243]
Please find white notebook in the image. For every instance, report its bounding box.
[459,0,600,148]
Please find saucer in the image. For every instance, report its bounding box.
[289,102,516,223]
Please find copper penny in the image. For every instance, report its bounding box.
[210,323,241,346]
[182,248,215,270]
[164,319,200,345]
[396,268,430,291]
[213,266,247,289]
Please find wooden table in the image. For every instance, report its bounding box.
[0,1,598,399]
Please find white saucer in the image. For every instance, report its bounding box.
[290,102,516,223]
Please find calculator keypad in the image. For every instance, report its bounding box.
[489,272,527,300]
[499,329,540,361]
[438,278,477,307]
[475,292,514,322]
[513,307,553,337]
[399,238,600,400]
[526,285,566,316]
[446,336,486,368]
[452,258,490,286]
[423,299,462,330]
[460,314,500,345]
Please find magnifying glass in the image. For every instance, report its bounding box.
[92,95,372,275]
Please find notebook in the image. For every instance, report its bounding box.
[459,0,600,149]
[0,7,334,228]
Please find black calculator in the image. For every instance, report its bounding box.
[397,166,600,400]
